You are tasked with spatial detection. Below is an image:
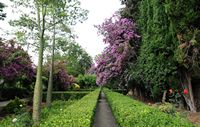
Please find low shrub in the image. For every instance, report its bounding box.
[40,89,100,127]
[104,89,196,127]
[76,74,96,88]
[43,91,90,101]
[4,97,26,114]
[154,102,176,115]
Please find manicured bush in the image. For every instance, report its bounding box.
[43,91,90,101]
[104,89,196,127]
[40,89,100,127]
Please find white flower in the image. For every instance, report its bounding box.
[12,118,17,123]
[60,109,63,111]
[19,104,23,107]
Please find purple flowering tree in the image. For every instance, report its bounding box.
[0,39,35,87]
[95,15,140,85]
[43,60,75,91]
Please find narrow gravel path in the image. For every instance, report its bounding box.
[93,91,118,127]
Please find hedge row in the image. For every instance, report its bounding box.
[42,91,90,101]
[40,89,100,127]
[104,89,196,127]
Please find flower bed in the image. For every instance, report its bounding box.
[104,89,196,127]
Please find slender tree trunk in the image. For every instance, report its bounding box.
[46,16,56,108]
[162,90,167,103]
[181,72,196,112]
[32,4,46,126]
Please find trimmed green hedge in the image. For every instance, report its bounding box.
[40,89,100,127]
[43,91,90,101]
[104,89,196,127]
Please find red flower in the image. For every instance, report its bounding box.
[169,89,173,94]
[183,89,188,95]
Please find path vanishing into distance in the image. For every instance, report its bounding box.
[93,91,118,127]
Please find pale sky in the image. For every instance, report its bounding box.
[74,0,123,58]
[0,0,123,60]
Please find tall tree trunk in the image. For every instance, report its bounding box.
[162,90,167,103]
[32,4,46,126]
[181,72,196,112]
[46,16,56,108]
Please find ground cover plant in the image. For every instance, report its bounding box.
[104,89,197,127]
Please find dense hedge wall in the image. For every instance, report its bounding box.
[104,89,196,127]
[40,89,100,127]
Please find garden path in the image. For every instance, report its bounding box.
[93,91,118,127]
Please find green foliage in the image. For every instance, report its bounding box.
[130,0,178,96]
[56,39,93,77]
[40,89,100,127]
[104,89,195,127]
[120,0,140,19]
[40,100,76,123]
[0,100,76,127]
[76,74,96,88]
[4,97,26,114]
[0,112,33,127]
[154,102,176,115]
[165,0,200,74]
[0,2,6,20]
[43,91,90,101]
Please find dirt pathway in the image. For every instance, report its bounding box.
[93,92,118,127]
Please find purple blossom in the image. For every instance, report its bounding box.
[0,40,35,84]
[95,15,140,85]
